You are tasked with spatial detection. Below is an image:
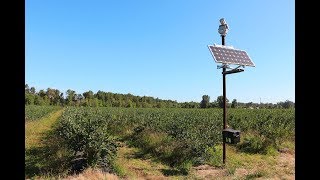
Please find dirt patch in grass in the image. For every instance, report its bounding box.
[270,152,295,179]
[63,168,119,180]
[192,151,295,179]
[193,165,227,179]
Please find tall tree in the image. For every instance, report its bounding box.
[38,90,46,98]
[231,99,237,108]
[217,95,229,108]
[75,94,84,106]
[34,95,45,105]
[25,84,30,93]
[83,90,94,99]
[66,89,76,106]
[59,93,65,106]
[53,89,61,105]
[30,87,36,94]
[200,95,210,108]
[282,100,294,109]
[246,102,253,108]
[46,88,56,105]
[25,93,35,105]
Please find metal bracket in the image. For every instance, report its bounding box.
[222,68,244,75]
[234,65,245,70]
[220,65,245,75]
[217,64,230,69]
[217,64,245,70]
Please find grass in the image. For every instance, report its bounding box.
[114,145,167,178]
[25,109,74,179]
[25,109,63,149]
[114,143,199,180]
[200,144,294,179]
[244,170,266,179]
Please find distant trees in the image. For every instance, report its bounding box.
[25,84,30,93]
[277,100,295,109]
[66,89,76,106]
[246,102,253,108]
[200,95,210,108]
[24,84,294,109]
[25,84,182,108]
[231,99,237,108]
[25,84,59,106]
[46,88,61,105]
[217,95,229,108]
[209,101,218,108]
[30,87,36,94]
[283,100,295,108]
[83,90,94,99]
[181,101,199,108]
[25,93,35,105]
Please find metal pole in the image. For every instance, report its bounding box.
[222,35,227,164]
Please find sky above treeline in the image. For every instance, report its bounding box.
[26,0,294,103]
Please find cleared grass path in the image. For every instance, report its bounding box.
[25,109,69,179]
[25,109,63,149]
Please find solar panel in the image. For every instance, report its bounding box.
[208,45,255,67]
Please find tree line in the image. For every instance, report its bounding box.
[25,84,294,109]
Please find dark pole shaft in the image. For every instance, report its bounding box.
[222,35,225,46]
[222,35,226,164]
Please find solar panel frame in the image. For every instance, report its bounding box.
[208,45,255,67]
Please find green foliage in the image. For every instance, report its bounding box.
[229,109,295,144]
[25,85,62,106]
[66,89,76,106]
[53,107,294,173]
[83,90,94,99]
[55,108,294,170]
[177,160,193,175]
[25,93,35,105]
[265,145,279,156]
[205,146,223,167]
[231,99,237,108]
[25,130,74,178]
[25,84,294,109]
[34,95,47,105]
[112,162,127,177]
[226,165,236,175]
[55,107,119,172]
[238,133,268,153]
[277,100,295,109]
[25,105,61,121]
[245,170,266,179]
[217,95,229,108]
[200,95,210,108]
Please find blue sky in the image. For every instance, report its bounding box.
[26,0,294,103]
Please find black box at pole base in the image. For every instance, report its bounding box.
[222,128,240,144]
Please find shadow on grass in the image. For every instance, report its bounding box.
[131,149,152,159]
[127,146,189,177]
[25,130,73,178]
[161,168,188,176]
